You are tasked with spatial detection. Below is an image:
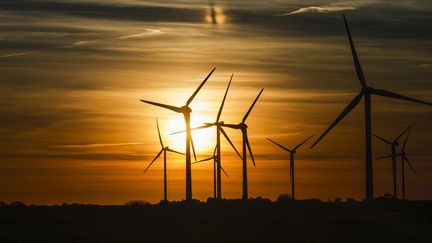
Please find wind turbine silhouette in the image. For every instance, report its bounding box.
[310,15,432,201]
[399,130,418,200]
[144,118,185,202]
[373,125,412,198]
[220,88,264,200]
[170,74,242,199]
[378,129,418,200]
[192,145,230,198]
[140,68,215,201]
[267,136,314,200]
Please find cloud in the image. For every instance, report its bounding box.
[0,29,163,58]
[280,2,368,16]
[53,143,148,149]
[0,50,39,58]
[65,29,164,47]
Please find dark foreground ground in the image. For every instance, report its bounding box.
[1,198,432,243]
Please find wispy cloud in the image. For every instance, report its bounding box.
[53,143,147,149]
[0,50,39,58]
[280,1,371,16]
[0,29,163,58]
[62,29,164,48]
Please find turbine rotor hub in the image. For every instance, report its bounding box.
[181,106,192,114]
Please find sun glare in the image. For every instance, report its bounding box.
[164,114,216,157]
[205,6,226,25]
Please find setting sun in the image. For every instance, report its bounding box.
[164,113,216,156]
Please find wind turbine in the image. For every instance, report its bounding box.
[192,145,230,198]
[399,130,418,200]
[310,15,432,201]
[373,124,412,198]
[267,136,314,200]
[378,129,418,200]
[220,88,264,200]
[170,74,242,199]
[140,68,215,201]
[144,118,185,202]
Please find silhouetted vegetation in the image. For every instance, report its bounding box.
[1,196,431,242]
[124,199,151,207]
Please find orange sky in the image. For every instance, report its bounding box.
[0,0,431,204]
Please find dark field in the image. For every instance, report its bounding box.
[1,199,432,243]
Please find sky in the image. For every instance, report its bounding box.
[0,0,431,204]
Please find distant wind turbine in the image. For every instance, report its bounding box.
[140,68,216,201]
[220,88,264,200]
[192,145,230,198]
[378,129,418,200]
[267,136,314,200]
[144,118,185,202]
[373,124,413,198]
[310,15,432,201]
[171,75,242,199]
[399,130,418,200]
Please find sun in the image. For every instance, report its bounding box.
[164,113,216,157]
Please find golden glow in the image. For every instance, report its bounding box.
[165,113,216,156]
[205,6,226,24]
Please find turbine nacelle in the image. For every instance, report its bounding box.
[180,106,192,114]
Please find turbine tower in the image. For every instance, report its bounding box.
[373,124,412,198]
[221,88,264,200]
[310,15,431,201]
[267,136,314,200]
[171,74,242,199]
[192,145,230,198]
[144,118,185,202]
[399,130,418,200]
[140,68,215,201]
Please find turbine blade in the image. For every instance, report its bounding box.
[245,135,255,167]
[170,124,213,135]
[156,118,164,148]
[220,164,230,178]
[213,145,217,156]
[242,88,264,123]
[404,156,418,175]
[343,14,367,88]
[216,74,233,122]
[294,135,314,151]
[140,100,182,113]
[190,138,197,162]
[402,130,411,152]
[193,156,214,164]
[394,124,414,143]
[143,149,163,174]
[186,67,216,106]
[166,148,185,155]
[376,154,394,160]
[266,138,292,152]
[310,91,363,148]
[371,88,432,106]
[220,127,242,160]
[372,133,392,145]
[219,123,241,129]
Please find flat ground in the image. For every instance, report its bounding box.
[1,199,431,243]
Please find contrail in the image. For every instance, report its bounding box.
[279,1,373,16]
[0,29,163,58]
[53,143,147,149]
[0,50,39,58]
